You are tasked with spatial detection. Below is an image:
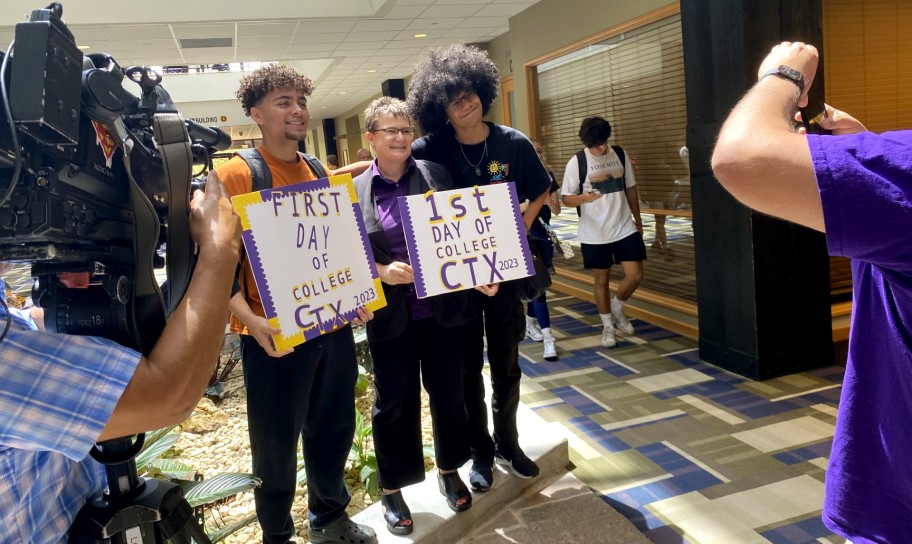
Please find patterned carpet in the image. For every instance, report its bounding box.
[517,292,846,544]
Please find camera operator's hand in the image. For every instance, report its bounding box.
[100,173,244,440]
[757,42,819,107]
[190,171,242,257]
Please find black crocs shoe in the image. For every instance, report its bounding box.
[308,515,378,544]
[468,460,495,492]
[495,448,540,479]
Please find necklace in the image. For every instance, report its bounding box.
[458,138,487,176]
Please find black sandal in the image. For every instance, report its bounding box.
[380,490,413,535]
[437,471,472,512]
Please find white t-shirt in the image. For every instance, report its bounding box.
[561,146,637,244]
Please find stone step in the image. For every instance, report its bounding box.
[351,402,570,543]
[457,472,653,544]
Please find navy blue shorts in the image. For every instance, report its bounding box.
[581,231,647,269]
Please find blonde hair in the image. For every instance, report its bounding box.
[363,96,412,131]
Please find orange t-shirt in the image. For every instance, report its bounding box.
[217,145,329,334]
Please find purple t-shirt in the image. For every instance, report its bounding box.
[371,158,433,320]
[809,131,912,544]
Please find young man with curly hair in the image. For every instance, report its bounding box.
[408,44,551,491]
[217,64,377,544]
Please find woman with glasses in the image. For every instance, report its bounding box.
[407,44,552,492]
[353,96,494,535]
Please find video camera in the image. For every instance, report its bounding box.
[0,3,230,354]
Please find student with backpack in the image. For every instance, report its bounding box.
[216,64,378,544]
[560,116,645,349]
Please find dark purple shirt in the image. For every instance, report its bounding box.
[371,157,432,320]
[809,130,912,544]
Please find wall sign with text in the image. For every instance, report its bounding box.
[398,182,533,298]
[232,174,386,350]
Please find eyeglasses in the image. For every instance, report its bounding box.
[446,91,477,112]
[370,127,416,137]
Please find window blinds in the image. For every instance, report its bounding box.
[537,14,696,304]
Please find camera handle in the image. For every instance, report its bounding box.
[68,437,213,544]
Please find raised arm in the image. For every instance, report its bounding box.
[711,42,826,231]
[332,160,373,178]
[99,172,241,440]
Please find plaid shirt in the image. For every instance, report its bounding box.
[0,312,140,543]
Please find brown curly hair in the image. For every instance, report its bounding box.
[236,64,316,116]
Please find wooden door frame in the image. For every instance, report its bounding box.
[500,75,514,127]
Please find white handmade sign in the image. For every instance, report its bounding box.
[232,173,385,350]
[398,182,533,298]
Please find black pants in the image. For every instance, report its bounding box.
[463,282,526,463]
[241,327,357,543]
[369,317,469,489]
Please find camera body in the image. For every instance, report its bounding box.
[0,4,229,353]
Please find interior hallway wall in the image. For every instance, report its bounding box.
[507,0,672,134]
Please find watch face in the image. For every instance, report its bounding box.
[779,65,802,81]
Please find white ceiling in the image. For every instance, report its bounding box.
[0,0,537,127]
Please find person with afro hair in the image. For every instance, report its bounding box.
[408,44,551,491]
[217,63,378,544]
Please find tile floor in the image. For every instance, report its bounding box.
[517,293,847,544]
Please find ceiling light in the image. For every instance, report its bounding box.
[414,33,428,38]
[339,91,348,95]
[77,45,90,50]
[366,69,376,73]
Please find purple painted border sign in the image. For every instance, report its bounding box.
[398,182,534,298]
[232,174,386,350]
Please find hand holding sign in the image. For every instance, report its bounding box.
[378,261,415,285]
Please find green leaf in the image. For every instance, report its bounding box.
[179,473,260,508]
[146,458,196,481]
[354,373,369,396]
[207,512,258,543]
[141,426,178,450]
[135,432,180,471]
[359,463,377,483]
[422,444,436,459]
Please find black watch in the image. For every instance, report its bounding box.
[760,65,805,95]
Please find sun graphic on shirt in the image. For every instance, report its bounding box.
[487,161,502,175]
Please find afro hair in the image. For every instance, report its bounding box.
[407,44,499,136]
[236,64,315,116]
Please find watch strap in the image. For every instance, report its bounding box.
[760,65,804,95]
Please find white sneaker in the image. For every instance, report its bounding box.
[601,326,617,348]
[611,299,635,335]
[543,337,558,360]
[526,317,543,341]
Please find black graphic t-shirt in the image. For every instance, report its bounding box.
[412,122,551,204]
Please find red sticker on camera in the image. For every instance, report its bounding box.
[92,120,117,168]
